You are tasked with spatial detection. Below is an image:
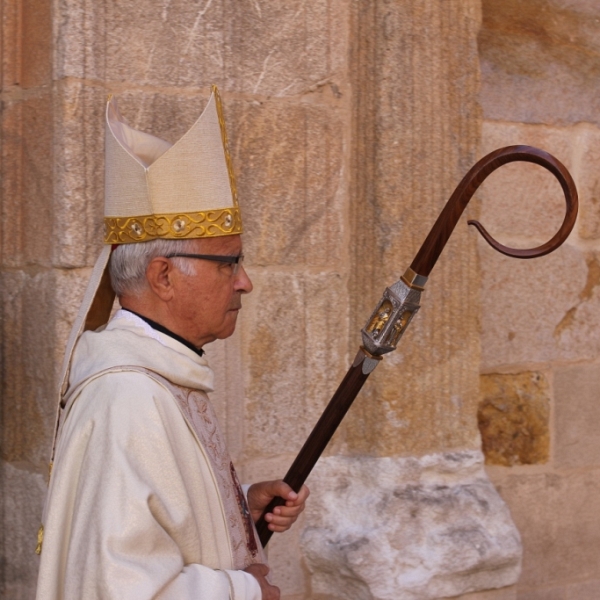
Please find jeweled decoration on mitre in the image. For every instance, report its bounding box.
[104,85,241,244]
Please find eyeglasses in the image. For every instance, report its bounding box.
[165,253,245,275]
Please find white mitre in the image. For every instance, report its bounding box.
[104,86,241,244]
[55,85,240,407]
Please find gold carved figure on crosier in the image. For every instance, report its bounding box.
[388,310,413,346]
[367,300,393,338]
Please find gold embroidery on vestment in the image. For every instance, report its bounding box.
[35,524,44,555]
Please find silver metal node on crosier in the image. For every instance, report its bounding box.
[357,268,428,374]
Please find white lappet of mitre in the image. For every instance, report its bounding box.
[55,85,240,411]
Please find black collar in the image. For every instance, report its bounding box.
[122,308,204,357]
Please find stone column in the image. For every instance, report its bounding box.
[299,2,521,598]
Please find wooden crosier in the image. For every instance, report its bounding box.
[255,145,578,547]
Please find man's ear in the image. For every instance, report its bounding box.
[145,257,175,301]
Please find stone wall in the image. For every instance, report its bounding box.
[478,1,600,598]
[1,0,598,599]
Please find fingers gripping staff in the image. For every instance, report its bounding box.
[256,145,579,547]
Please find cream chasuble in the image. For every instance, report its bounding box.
[36,312,264,600]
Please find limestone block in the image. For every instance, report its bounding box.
[53,81,106,268]
[241,270,348,456]
[302,452,521,600]
[554,362,600,469]
[0,265,90,468]
[1,98,23,265]
[1,91,54,268]
[479,122,575,249]
[0,462,47,599]
[573,124,600,240]
[223,0,347,96]
[21,0,53,88]
[490,470,600,589]
[480,243,600,368]
[229,98,345,268]
[515,580,600,600]
[1,0,20,86]
[1,270,59,467]
[479,0,600,126]
[478,372,549,466]
[346,0,482,457]
[56,0,347,95]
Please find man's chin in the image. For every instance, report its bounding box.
[217,314,239,340]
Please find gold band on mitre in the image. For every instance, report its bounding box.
[104,207,242,244]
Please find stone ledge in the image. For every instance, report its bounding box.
[301,451,522,600]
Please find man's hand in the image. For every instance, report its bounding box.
[244,564,280,600]
[247,480,310,532]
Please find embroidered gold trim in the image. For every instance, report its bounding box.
[212,84,239,208]
[104,208,242,244]
[35,524,44,555]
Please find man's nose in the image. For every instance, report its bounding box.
[235,265,253,294]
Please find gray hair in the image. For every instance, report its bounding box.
[109,238,198,297]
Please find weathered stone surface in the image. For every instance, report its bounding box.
[490,469,600,589]
[345,0,482,458]
[1,92,54,268]
[1,0,21,87]
[480,242,600,368]
[52,81,106,268]
[242,270,348,456]
[479,122,575,249]
[478,372,549,466]
[554,362,600,469]
[302,452,521,600]
[573,124,600,240]
[21,0,53,88]
[56,0,346,95]
[230,97,345,268]
[0,462,47,599]
[223,0,348,96]
[453,587,516,600]
[479,0,600,127]
[515,579,600,600]
[0,265,90,468]
[1,270,59,467]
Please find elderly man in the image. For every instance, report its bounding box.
[35,88,308,600]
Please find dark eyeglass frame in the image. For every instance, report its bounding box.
[164,253,245,273]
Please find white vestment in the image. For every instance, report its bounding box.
[36,311,263,599]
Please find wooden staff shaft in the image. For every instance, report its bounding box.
[255,351,374,547]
